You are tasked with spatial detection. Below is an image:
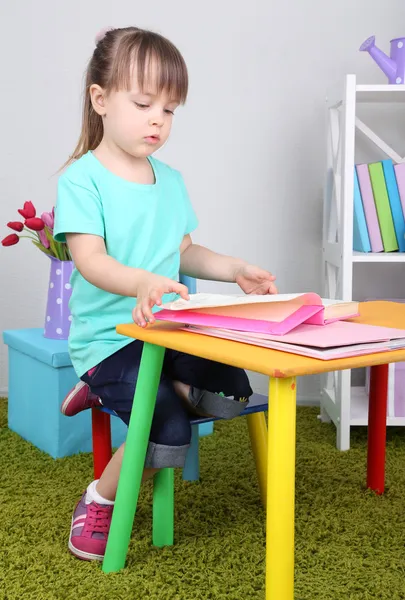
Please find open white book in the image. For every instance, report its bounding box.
[156,293,360,336]
[161,292,359,320]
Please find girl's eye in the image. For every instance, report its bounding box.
[165,109,175,115]
[135,102,149,109]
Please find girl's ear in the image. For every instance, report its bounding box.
[90,84,107,116]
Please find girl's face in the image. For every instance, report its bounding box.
[91,65,179,158]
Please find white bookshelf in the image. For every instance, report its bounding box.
[352,251,405,263]
[320,74,405,450]
[322,384,405,428]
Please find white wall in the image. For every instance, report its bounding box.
[1,0,405,397]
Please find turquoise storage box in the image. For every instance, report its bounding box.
[2,328,127,458]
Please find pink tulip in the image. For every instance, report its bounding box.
[41,210,54,230]
[38,229,50,249]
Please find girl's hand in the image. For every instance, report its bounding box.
[234,264,278,295]
[133,273,189,327]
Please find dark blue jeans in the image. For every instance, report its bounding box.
[81,340,252,468]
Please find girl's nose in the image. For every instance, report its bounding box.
[149,111,164,127]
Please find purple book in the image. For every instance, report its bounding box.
[355,164,384,252]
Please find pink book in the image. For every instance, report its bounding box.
[394,163,405,220]
[156,304,323,335]
[156,293,359,336]
[356,164,384,252]
[181,321,405,360]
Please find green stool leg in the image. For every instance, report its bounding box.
[102,342,165,573]
[152,468,175,547]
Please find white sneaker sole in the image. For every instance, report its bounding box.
[68,538,104,561]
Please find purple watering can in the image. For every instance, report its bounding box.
[359,36,405,84]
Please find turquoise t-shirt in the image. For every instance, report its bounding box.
[53,151,198,378]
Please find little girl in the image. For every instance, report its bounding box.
[54,25,277,562]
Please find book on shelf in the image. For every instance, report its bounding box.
[353,168,371,252]
[394,163,405,225]
[355,163,384,252]
[381,159,405,252]
[353,160,405,253]
[368,162,398,252]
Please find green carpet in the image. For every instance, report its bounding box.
[2,399,405,600]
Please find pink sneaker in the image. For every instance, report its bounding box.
[61,381,101,416]
[69,492,113,561]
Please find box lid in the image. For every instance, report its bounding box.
[3,328,72,368]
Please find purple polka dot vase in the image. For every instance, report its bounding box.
[44,257,74,340]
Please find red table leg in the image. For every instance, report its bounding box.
[92,408,113,479]
[367,364,389,494]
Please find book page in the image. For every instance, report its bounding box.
[161,292,321,311]
[189,300,315,322]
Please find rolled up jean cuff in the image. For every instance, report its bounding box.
[189,387,249,419]
[145,441,190,469]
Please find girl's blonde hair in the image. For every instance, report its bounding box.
[66,26,188,166]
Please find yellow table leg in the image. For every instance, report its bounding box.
[266,376,297,600]
[246,412,268,508]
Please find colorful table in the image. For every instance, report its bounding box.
[103,301,405,599]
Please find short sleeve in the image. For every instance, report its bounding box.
[177,172,198,235]
[53,176,105,243]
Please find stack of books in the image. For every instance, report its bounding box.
[354,159,405,253]
[154,293,405,360]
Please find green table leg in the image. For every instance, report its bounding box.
[152,468,175,547]
[102,342,165,573]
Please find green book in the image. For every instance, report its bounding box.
[368,162,398,252]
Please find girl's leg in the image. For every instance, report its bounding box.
[69,341,192,562]
[96,443,158,501]
[68,452,158,562]
[166,351,253,417]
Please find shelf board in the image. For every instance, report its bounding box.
[323,386,405,426]
[356,84,405,103]
[353,251,405,263]
[350,386,370,425]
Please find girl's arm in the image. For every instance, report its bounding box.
[180,235,278,294]
[67,233,150,296]
[179,234,246,282]
[66,233,189,326]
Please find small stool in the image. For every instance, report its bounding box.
[90,390,269,544]
[182,393,268,482]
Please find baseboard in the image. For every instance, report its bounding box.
[297,394,320,407]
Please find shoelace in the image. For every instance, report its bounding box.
[85,502,113,534]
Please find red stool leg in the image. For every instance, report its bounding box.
[367,364,389,494]
[91,408,113,479]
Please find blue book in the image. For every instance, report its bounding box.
[382,159,405,252]
[353,168,371,252]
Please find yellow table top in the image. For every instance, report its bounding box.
[116,301,405,378]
